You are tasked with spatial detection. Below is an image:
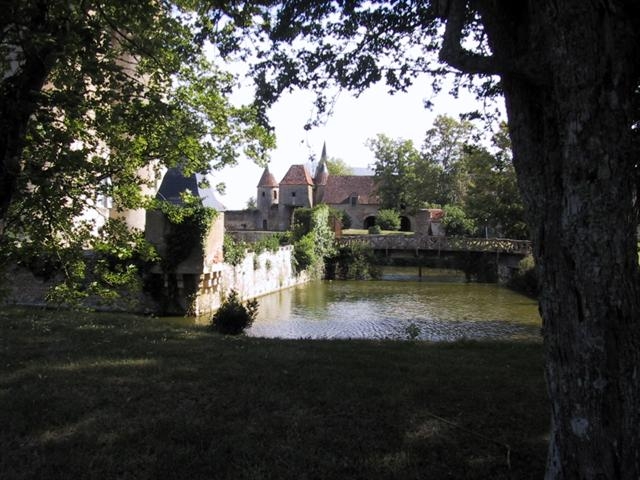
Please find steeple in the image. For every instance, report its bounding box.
[314,142,329,186]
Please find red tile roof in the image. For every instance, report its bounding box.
[257,167,278,187]
[428,208,444,221]
[280,164,314,186]
[322,176,379,205]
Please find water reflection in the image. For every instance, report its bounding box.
[247,269,541,341]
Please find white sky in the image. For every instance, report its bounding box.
[212,79,485,210]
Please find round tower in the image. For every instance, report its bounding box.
[257,165,279,229]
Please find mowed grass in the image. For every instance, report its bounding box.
[0,308,548,479]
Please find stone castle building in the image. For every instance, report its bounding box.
[226,144,443,235]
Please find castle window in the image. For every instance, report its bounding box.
[273,191,277,200]
[291,192,296,197]
[350,194,358,206]
[262,191,265,197]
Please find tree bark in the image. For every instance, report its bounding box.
[0,1,65,223]
[481,3,640,478]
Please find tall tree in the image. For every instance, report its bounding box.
[0,1,274,300]
[242,2,640,477]
[326,157,352,176]
[420,114,476,205]
[367,134,422,212]
[463,126,528,239]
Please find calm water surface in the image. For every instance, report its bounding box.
[246,268,541,341]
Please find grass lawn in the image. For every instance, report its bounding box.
[0,308,548,479]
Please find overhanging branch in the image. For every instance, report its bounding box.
[438,0,499,75]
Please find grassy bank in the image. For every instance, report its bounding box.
[0,308,548,479]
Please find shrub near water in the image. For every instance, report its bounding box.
[508,254,538,298]
[211,290,258,335]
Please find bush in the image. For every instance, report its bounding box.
[442,205,476,236]
[293,233,317,272]
[339,211,352,229]
[375,209,401,231]
[290,205,335,276]
[223,234,247,266]
[368,225,382,234]
[211,290,259,335]
[252,233,282,255]
[328,208,352,229]
[508,255,538,297]
[325,242,381,280]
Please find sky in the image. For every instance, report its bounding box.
[212,79,485,210]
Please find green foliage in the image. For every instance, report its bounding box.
[327,207,351,230]
[163,206,217,272]
[211,290,258,335]
[291,205,335,276]
[7,217,159,308]
[404,322,421,340]
[293,233,318,272]
[0,1,274,303]
[339,210,352,229]
[368,225,382,234]
[326,157,352,175]
[325,242,381,280]
[223,235,248,266]
[375,209,401,231]
[462,126,528,239]
[366,119,527,239]
[369,134,422,212]
[442,205,477,237]
[508,255,539,298]
[250,233,283,255]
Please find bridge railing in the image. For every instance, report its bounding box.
[336,234,532,255]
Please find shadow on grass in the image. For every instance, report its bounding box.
[0,308,548,479]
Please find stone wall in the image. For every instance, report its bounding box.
[191,246,308,316]
[224,209,260,230]
[4,245,307,318]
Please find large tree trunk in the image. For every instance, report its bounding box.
[0,2,62,225]
[0,56,52,224]
[492,4,640,478]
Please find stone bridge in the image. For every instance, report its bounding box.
[336,234,532,282]
[337,234,532,256]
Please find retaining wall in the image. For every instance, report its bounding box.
[190,246,308,316]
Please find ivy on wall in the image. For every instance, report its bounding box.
[291,205,335,277]
[161,204,217,272]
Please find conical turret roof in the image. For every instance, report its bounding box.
[257,166,278,187]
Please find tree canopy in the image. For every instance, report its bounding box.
[0,0,274,302]
[369,117,527,238]
[326,157,352,176]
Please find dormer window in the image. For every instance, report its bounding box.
[350,193,358,206]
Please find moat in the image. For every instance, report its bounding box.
[245,267,541,341]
